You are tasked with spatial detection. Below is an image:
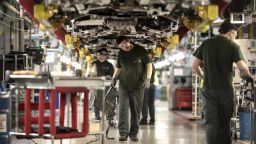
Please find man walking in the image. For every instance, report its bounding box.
[192,21,253,144]
[112,36,152,141]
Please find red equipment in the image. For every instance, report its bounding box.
[20,87,89,139]
[176,88,192,109]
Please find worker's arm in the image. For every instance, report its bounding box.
[192,57,204,79]
[236,60,253,79]
[143,62,152,88]
[89,63,97,77]
[111,67,121,86]
[112,67,121,79]
[146,63,152,79]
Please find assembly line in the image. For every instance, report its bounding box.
[0,0,255,144]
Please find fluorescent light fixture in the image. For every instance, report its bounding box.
[213,17,225,23]
[155,59,170,69]
[168,52,185,62]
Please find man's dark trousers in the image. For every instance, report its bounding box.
[141,84,155,122]
[202,89,234,144]
[118,86,144,136]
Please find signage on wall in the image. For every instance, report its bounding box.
[0,114,7,132]
[174,68,184,76]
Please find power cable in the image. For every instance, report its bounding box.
[0,21,28,32]
[0,10,33,28]
[0,10,22,20]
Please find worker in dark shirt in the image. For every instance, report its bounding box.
[91,48,114,120]
[193,21,253,144]
[140,51,156,125]
[112,36,152,141]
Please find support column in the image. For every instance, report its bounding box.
[19,6,24,52]
[249,23,254,39]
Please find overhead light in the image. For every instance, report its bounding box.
[155,59,170,69]
[168,51,185,62]
[213,17,224,23]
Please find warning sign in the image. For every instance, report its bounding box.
[0,114,7,132]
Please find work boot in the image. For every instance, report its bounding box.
[139,119,147,125]
[95,116,101,121]
[149,119,155,125]
[129,134,138,141]
[119,134,128,141]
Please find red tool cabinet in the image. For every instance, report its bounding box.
[176,88,192,109]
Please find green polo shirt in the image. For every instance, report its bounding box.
[92,60,114,77]
[116,44,150,90]
[193,35,244,90]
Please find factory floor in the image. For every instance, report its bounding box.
[14,100,248,144]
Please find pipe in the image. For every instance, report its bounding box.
[19,6,24,52]
[1,1,32,23]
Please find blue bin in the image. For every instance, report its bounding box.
[239,112,253,140]
[0,96,10,144]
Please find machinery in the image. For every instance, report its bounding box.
[15,0,227,59]
[168,65,192,109]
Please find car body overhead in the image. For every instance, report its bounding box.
[19,0,252,58]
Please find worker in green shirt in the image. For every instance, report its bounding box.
[91,48,114,120]
[193,21,253,144]
[140,51,156,125]
[112,36,152,141]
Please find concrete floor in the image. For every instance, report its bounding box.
[14,100,249,144]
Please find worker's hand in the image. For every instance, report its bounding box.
[143,78,151,89]
[105,75,112,80]
[242,75,254,83]
[245,76,254,83]
[111,77,117,87]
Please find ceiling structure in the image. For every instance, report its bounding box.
[11,0,256,58]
